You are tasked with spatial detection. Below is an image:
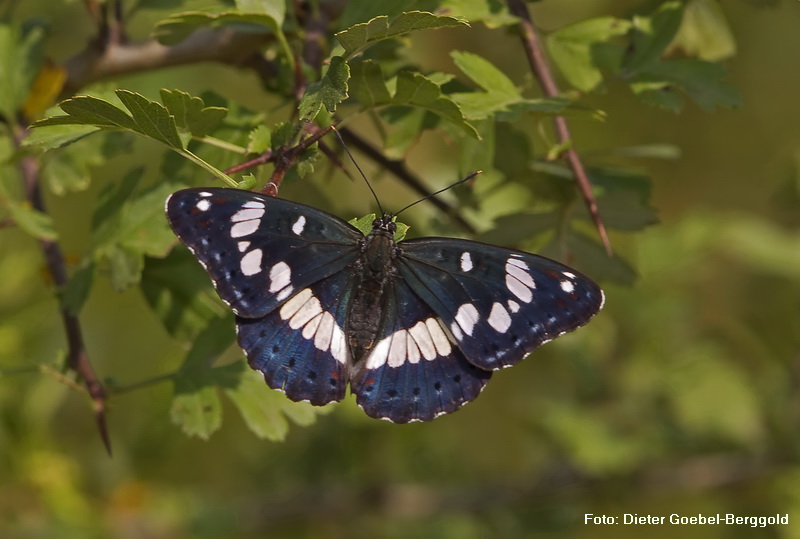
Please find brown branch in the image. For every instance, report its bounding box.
[506,0,612,256]
[13,125,111,455]
[61,28,273,97]
[338,128,477,235]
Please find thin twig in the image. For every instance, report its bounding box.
[13,125,112,456]
[338,128,477,234]
[506,0,612,256]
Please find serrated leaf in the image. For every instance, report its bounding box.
[160,89,227,137]
[22,123,100,151]
[237,173,258,190]
[349,60,392,107]
[52,95,138,130]
[4,199,57,241]
[349,214,375,235]
[476,211,559,245]
[625,1,684,72]
[106,244,144,292]
[567,232,637,285]
[154,11,282,46]
[670,0,736,61]
[449,51,523,120]
[336,11,468,59]
[593,191,659,232]
[298,56,350,121]
[117,90,184,149]
[0,23,45,119]
[247,125,271,153]
[225,369,322,441]
[547,17,632,92]
[440,0,517,28]
[141,248,228,342]
[234,0,285,23]
[170,385,222,440]
[392,71,478,138]
[635,58,741,112]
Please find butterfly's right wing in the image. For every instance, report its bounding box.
[166,188,364,319]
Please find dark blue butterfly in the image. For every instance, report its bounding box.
[166,188,604,423]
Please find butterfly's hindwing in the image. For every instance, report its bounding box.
[350,277,492,423]
[236,270,355,405]
[397,238,604,371]
[166,188,363,318]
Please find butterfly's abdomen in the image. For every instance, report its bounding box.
[346,229,397,362]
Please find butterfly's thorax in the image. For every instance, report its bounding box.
[346,216,398,362]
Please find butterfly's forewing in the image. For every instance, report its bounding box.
[236,270,356,405]
[350,277,492,423]
[397,238,604,371]
[166,188,363,318]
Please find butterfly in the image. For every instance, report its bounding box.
[166,187,604,423]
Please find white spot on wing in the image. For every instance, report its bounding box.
[314,312,334,352]
[506,260,535,289]
[506,274,533,303]
[563,271,575,279]
[287,294,322,329]
[269,262,292,293]
[231,219,260,238]
[195,199,211,212]
[488,302,512,333]
[231,208,265,222]
[507,300,520,313]
[292,215,306,236]
[560,279,575,293]
[426,318,451,356]
[242,200,265,209]
[279,288,312,320]
[239,248,263,276]
[237,241,250,253]
[460,252,473,272]
[454,303,480,337]
[409,321,436,360]
[368,336,392,369]
[389,330,409,367]
[405,332,421,364]
[198,191,212,197]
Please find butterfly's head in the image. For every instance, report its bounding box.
[372,214,397,236]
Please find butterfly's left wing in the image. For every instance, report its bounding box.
[397,238,604,371]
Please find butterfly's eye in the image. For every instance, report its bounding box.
[387,221,397,235]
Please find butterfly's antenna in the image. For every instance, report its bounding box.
[332,127,386,216]
[394,170,482,217]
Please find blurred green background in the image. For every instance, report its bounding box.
[2,0,800,537]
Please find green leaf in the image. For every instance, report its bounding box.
[632,59,741,112]
[547,17,632,92]
[106,244,144,292]
[141,248,229,342]
[439,0,518,28]
[335,11,469,59]
[247,125,271,153]
[348,214,375,236]
[154,11,283,46]
[671,0,736,61]
[0,23,45,119]
[567,232,637,285]
[225,369,322,441]
[625,1,684,72]
[234,0,285,24]
[22,123,100,151]
[117,90,184,149]
[298,56,350,121]
[171,317,242,439]
[594,191,660,232]
[392,71,478,138]
[160,89,227,137]
[449,51,522,120]
[476,211,559,245]
[349,60,392,107]
[170,385,222,440]
[3,199,57,241]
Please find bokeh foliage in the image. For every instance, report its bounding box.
[1,0,799,537]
